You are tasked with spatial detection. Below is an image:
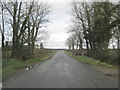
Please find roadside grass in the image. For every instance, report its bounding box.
[2,50,57,79]
[65,51,118,69]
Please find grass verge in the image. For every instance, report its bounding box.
[2,50,57,79]
[65,50,118,69]
[65,51,119,79]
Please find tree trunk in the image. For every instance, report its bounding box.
[2,4,4,48]
[89,41,93,49]
[85,38,89,50]
[76,40,78,49]
[72,43,74,50]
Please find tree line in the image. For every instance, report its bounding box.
[0,1,50,59]
[66,1,120,63]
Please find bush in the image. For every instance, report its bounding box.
[87,49,118,66]
[67,49,118,66]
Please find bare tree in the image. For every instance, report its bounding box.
[66,38,72,50]
[71,2,91,50]
[3,1,34,58]
[68,23,83,50]
[70,0,120,61]
[27,2,50,54]
[66,33,76,50]
[2,1,50,59]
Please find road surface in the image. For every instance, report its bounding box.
[3,51,118,88]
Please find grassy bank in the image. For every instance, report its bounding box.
[65,51,118,69]
[3,50,57,79]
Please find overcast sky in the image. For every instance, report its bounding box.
[44,2,73,49]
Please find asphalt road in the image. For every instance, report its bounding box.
[3,51,118,88]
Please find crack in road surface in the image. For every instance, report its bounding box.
[3,50,118,88]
